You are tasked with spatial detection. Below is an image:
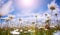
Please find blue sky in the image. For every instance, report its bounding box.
[0,0,60,21]
[12,0,60,12]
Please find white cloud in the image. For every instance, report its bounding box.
[15,0,39,10]
[0,0,12,16]
[14,0,41,17]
